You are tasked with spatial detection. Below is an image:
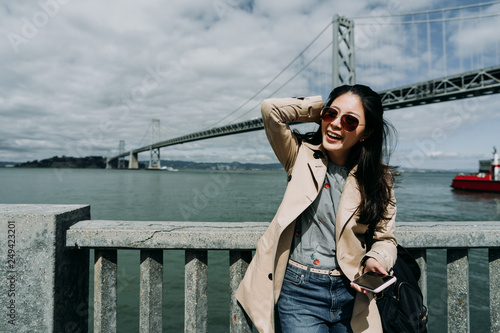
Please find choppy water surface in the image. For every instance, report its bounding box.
[1,168,498,332]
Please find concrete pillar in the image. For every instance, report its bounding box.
[140,250,163,332]
[0,204,90,332]
[128,151,139,169]
[490,249,500,332]
[447,248,469,333]
[185,250,208,333]
[229,251,253,333]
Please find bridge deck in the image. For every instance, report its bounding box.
[109,65,500,162]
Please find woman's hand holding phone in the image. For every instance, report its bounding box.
[350,257,393,293]
[351,272,397,293]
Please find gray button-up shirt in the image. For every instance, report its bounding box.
[289,162,348,270]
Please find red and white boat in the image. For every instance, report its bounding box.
[451,148,500,193]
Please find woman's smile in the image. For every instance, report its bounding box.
[321,92,367,165]
[325,130,343,142]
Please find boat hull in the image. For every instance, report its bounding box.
[451,175,500,192]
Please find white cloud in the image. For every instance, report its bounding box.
[0,0,499,170]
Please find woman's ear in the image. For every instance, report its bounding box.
[361,129,373,141]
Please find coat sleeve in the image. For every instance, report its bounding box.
[261,96,323,174]
[363,187,398,271]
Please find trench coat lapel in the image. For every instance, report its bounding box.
[335,167,360,242]
[275,144,327,232]
[308,157,326,190]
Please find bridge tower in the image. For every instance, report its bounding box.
[332,15,355,87]
[148,119,161,169]
[118,140,126,169]
[105,152,112,169]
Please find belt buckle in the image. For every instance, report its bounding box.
[328,269,341,276]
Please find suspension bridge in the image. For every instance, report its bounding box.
[107,3,500,169]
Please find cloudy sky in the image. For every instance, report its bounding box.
[1,0,499,170]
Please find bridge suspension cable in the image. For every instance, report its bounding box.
[356,12,500,25]
[354,1,500,91]
[109,6,500,166]
[135,120,152,149]
[229,41,334,124]
[209,1,500,130]
[205,20,334,130]
[352,1,500,20]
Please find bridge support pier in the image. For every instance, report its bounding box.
[128,152,139,169]
[148,148,161,170]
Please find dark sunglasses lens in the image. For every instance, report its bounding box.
[341,115,359,132]
[322,109,338,122]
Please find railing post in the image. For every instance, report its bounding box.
[140,250,163,333]
[185,250,208,333]
[490,248,500,332]
[229,250,253,333]
[447,248,469,333]
[409,249,427,306]
[94,249,118,333]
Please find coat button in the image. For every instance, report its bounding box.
[287,175,292,182]
[313,151,323,159]
[268,273,273,280]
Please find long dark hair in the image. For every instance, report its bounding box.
[296,84,397,226]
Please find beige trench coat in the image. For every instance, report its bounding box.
[236,96,397,333]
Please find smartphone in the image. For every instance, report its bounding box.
[352,272,397,293]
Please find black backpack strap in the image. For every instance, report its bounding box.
[365,224,418,277]
[364,222,376,252]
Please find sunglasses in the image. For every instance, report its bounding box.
[321,107,365,132]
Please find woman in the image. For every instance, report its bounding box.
[236,84,398,333]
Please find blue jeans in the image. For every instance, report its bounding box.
[277,263,355,333]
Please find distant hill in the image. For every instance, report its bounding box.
[16,156,106,169]
[9,156,282,171]
[0,161,19,167]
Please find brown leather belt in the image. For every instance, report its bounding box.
[288,259,343,277]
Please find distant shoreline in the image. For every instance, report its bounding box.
[1,156,283,171]
[0,156,475,173]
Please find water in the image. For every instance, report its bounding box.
[1,168,499,332]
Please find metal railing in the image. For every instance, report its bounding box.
[66,220,500,333]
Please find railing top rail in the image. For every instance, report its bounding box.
[66,220,500,250]
[66,220,267,250]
